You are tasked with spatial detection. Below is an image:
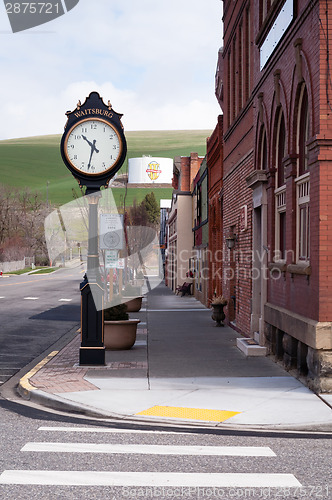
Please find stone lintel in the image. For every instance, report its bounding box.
[246,170,268,190]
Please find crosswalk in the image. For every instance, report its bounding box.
[0,426,302,490]
[0,296,73,301]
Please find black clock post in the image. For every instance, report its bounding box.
[60,92,127,365]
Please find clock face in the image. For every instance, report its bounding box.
[64,118,123,175]
[103,231,121,248]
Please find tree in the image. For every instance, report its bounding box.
[0,184,50,264]
[142,192,160,227]
[126,199,148,227]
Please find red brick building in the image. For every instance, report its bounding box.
[207,115,224,302]
[165,154,203,292]
[220,0,332,391]
[192,157,209,306]
[219,0,254,335]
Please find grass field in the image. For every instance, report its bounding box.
[0,130,211,206]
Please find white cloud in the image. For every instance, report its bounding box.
[0,0,223,139]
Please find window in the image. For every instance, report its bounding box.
[298,88,309,176]
[239,23,243,110]
[232,37,237,120]
[227,51,231,127]
[297,177,310,260]
[277,112,286,186]
[260,0,294,70]
[274,109,287,260]
[275,187,286,260]
[296,85,310,261]
[258,125,267,170]
[245,7,251,101]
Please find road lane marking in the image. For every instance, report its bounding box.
[58,299,72,302]
[21,443,276,456]
[0,277,58,287]
[0,471,302,487]
[23,297,39,300]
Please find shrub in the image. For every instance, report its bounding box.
[104,302,129,321]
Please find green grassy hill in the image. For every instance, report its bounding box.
[0,130,211,206]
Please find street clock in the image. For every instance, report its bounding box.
[59,91,128,365]
[60,91,127,194]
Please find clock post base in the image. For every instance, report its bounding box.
[79,278,105,366]
[79,347,105,365]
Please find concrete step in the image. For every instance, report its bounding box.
[236,338,267,357]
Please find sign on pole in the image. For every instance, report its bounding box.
[100,214,124,250]
[105,250,125,269]
[105,250,118,269]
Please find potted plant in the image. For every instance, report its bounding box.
[136,270,144,286]
[103,298,140,350]
[121,283,144,312]
[210,295,228,327]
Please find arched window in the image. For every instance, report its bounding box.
[274,109,287,260]
[277,113,286,186]
[296,85,310,261]
[298,87,310,176]
[257,125,267,170]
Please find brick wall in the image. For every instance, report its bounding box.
[223,152,253,334]
[220,0,332,390]
[250,0,321,321]
[207,116,223,301]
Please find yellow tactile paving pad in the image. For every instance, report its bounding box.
[136,406,240,422]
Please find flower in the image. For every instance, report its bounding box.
[186,270,194,278]
[211,295,227,305]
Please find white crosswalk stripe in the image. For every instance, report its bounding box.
[0,471,301,487]
[0,297,74,301]
[21,442,276,456]
[0,426,302,489]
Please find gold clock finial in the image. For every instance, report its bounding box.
[108,100,112,110]
[77,100,82,110]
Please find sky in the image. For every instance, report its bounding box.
[0,0,223,140]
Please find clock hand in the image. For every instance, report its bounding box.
[87,139,99,170]
[91,139,99,154]
[81,134,93,149]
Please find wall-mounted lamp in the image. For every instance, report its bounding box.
[226,234,237,250]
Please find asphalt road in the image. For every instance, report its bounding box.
[0,265,83,385]
[0,399,331,499]
[0,264,331,499]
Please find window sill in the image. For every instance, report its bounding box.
[268,261,287,273]
[287,263,311,275]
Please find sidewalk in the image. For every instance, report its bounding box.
[18,280,332,431]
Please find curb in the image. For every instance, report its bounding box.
[18,357,332,433]
[18,386,332,433]
[18,351,59,399]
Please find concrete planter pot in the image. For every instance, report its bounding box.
[104,319,140,350]
[122,296,143,312]
[211,303,226,327]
